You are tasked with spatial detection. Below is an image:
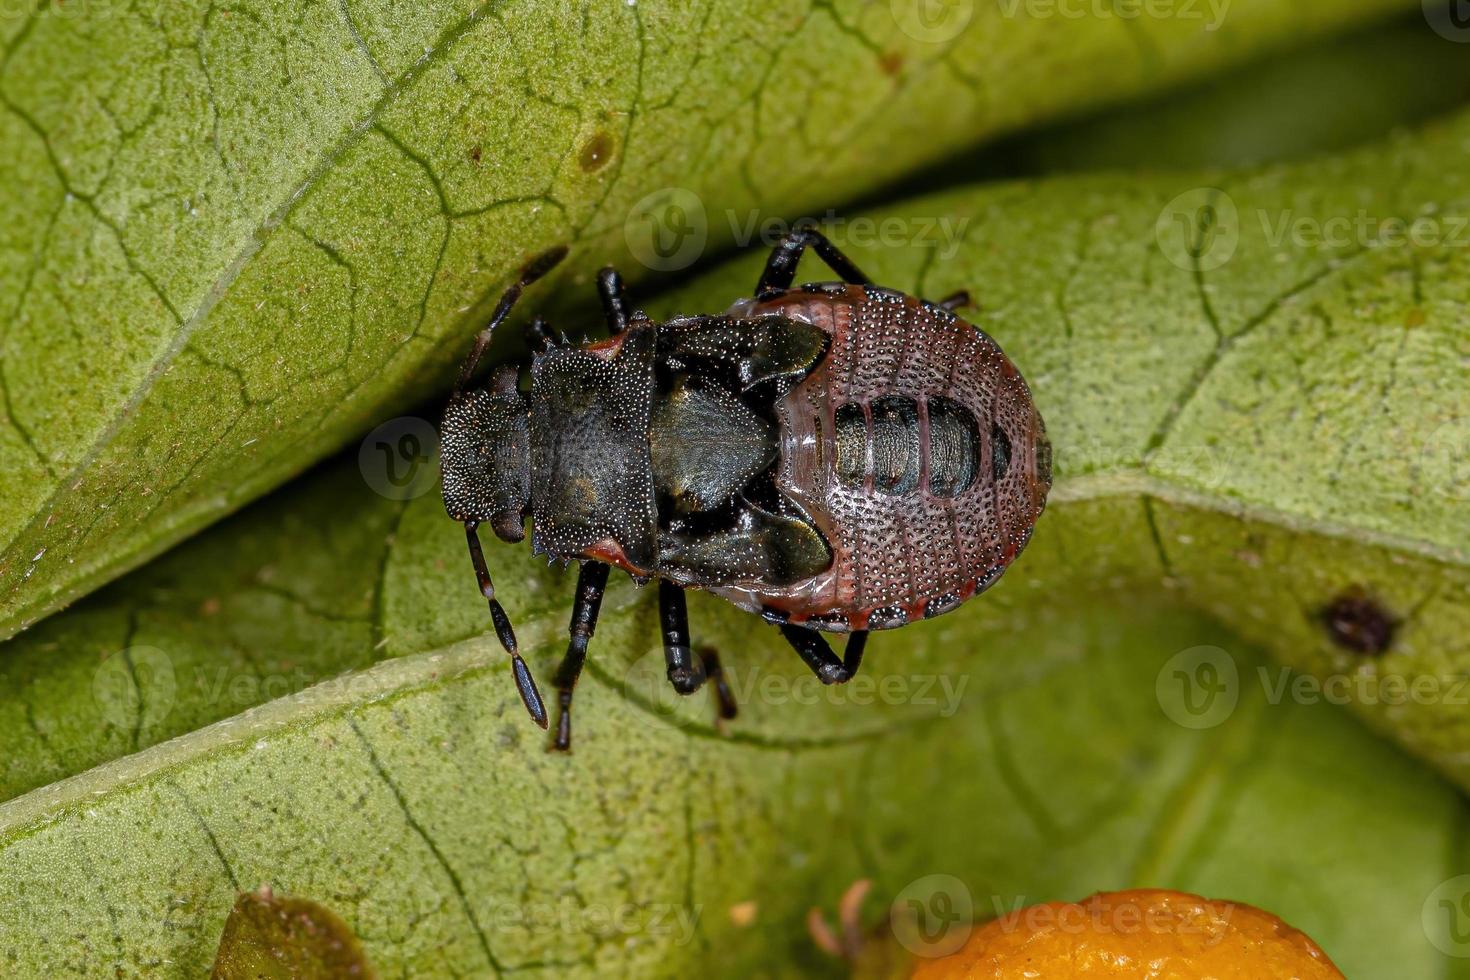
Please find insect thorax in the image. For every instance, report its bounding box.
[525,315,833,586]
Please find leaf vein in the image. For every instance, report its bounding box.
[348,716,506,975]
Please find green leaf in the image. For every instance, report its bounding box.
[0,0,1419,640]
[998,13,1470,172]
[2,591,1466,977]
[4,105,1470,977]
[211,886,377,980]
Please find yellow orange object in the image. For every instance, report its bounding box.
[909,888,1343,979]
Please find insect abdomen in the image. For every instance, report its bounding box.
[833,395,981,498]
[714,283,1050,631]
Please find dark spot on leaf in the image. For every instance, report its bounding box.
[468,145,482,164]
[211,885,377,979]
[879,51,904,77]
[579,131,614,172]
[1320,590,1395,655]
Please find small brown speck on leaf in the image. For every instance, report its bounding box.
[1321,589,1396,655]
[879,51,904,77]
[468,145,482,164]
[728,900,758,927]
[579,131,614,172]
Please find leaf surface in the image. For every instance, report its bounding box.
[2,587,1465,977]
[4,104,1470,977]
[0,0,1416,639]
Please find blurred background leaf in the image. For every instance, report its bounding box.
[957,10,1470,177]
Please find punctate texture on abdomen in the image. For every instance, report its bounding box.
[744,285,1049,629]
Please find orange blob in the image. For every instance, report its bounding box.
[909,888,1343,979]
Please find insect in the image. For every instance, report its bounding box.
[1320,588,1395,655]
[441,225,1051,749]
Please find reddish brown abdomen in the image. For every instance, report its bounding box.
[722,284,1050,631]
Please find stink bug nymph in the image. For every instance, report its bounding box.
[441,226,1051,749]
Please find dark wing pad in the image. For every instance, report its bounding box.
[530,327,658,568]
[658,499,832,587]
[659,314,827,394]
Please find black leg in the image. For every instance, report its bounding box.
[699,647,738,721]
[756,221,870,296]
[780,624,867,684]
[660,583,739,723]
[551,561,611,751]
[937,289,971,312]
[598,266,630,334]
[455,244,568,391]
[464,523,548,728]
[660,581,702,694]
[525,314,562,351]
